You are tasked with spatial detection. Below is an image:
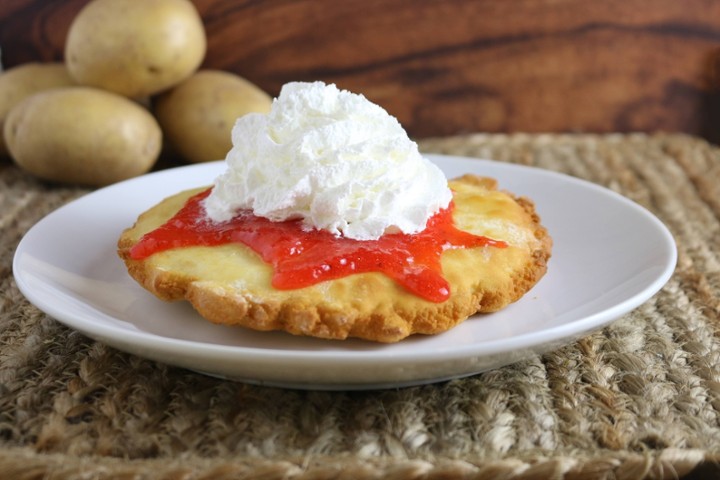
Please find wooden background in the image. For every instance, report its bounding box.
[2,0,720,142]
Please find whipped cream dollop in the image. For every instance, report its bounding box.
[203,81,452,241]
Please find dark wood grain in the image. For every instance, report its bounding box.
[2,0,720,141]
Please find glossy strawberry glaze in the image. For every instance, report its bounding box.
[130,188,507,302]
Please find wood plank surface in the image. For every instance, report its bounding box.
[2,0,720,141]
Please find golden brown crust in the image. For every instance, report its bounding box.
[117,175,552,342]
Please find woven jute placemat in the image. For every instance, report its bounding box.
[2,133,719,479]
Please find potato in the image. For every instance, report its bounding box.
[4,87,161,186]
[65,0,206,98]
[0,62,76,156]
[154,70,272,163]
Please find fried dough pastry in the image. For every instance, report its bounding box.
[117,175,552,342]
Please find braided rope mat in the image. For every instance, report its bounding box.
[1,133,719,479]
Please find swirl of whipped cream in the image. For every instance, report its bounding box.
[203,81,452,241]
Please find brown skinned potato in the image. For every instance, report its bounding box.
[4,87,162,186]
[65,0,206,98]
[154,70,272,163]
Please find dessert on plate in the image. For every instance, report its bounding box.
[117,82,551,342]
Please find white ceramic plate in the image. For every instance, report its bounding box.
[13,155,676,390]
